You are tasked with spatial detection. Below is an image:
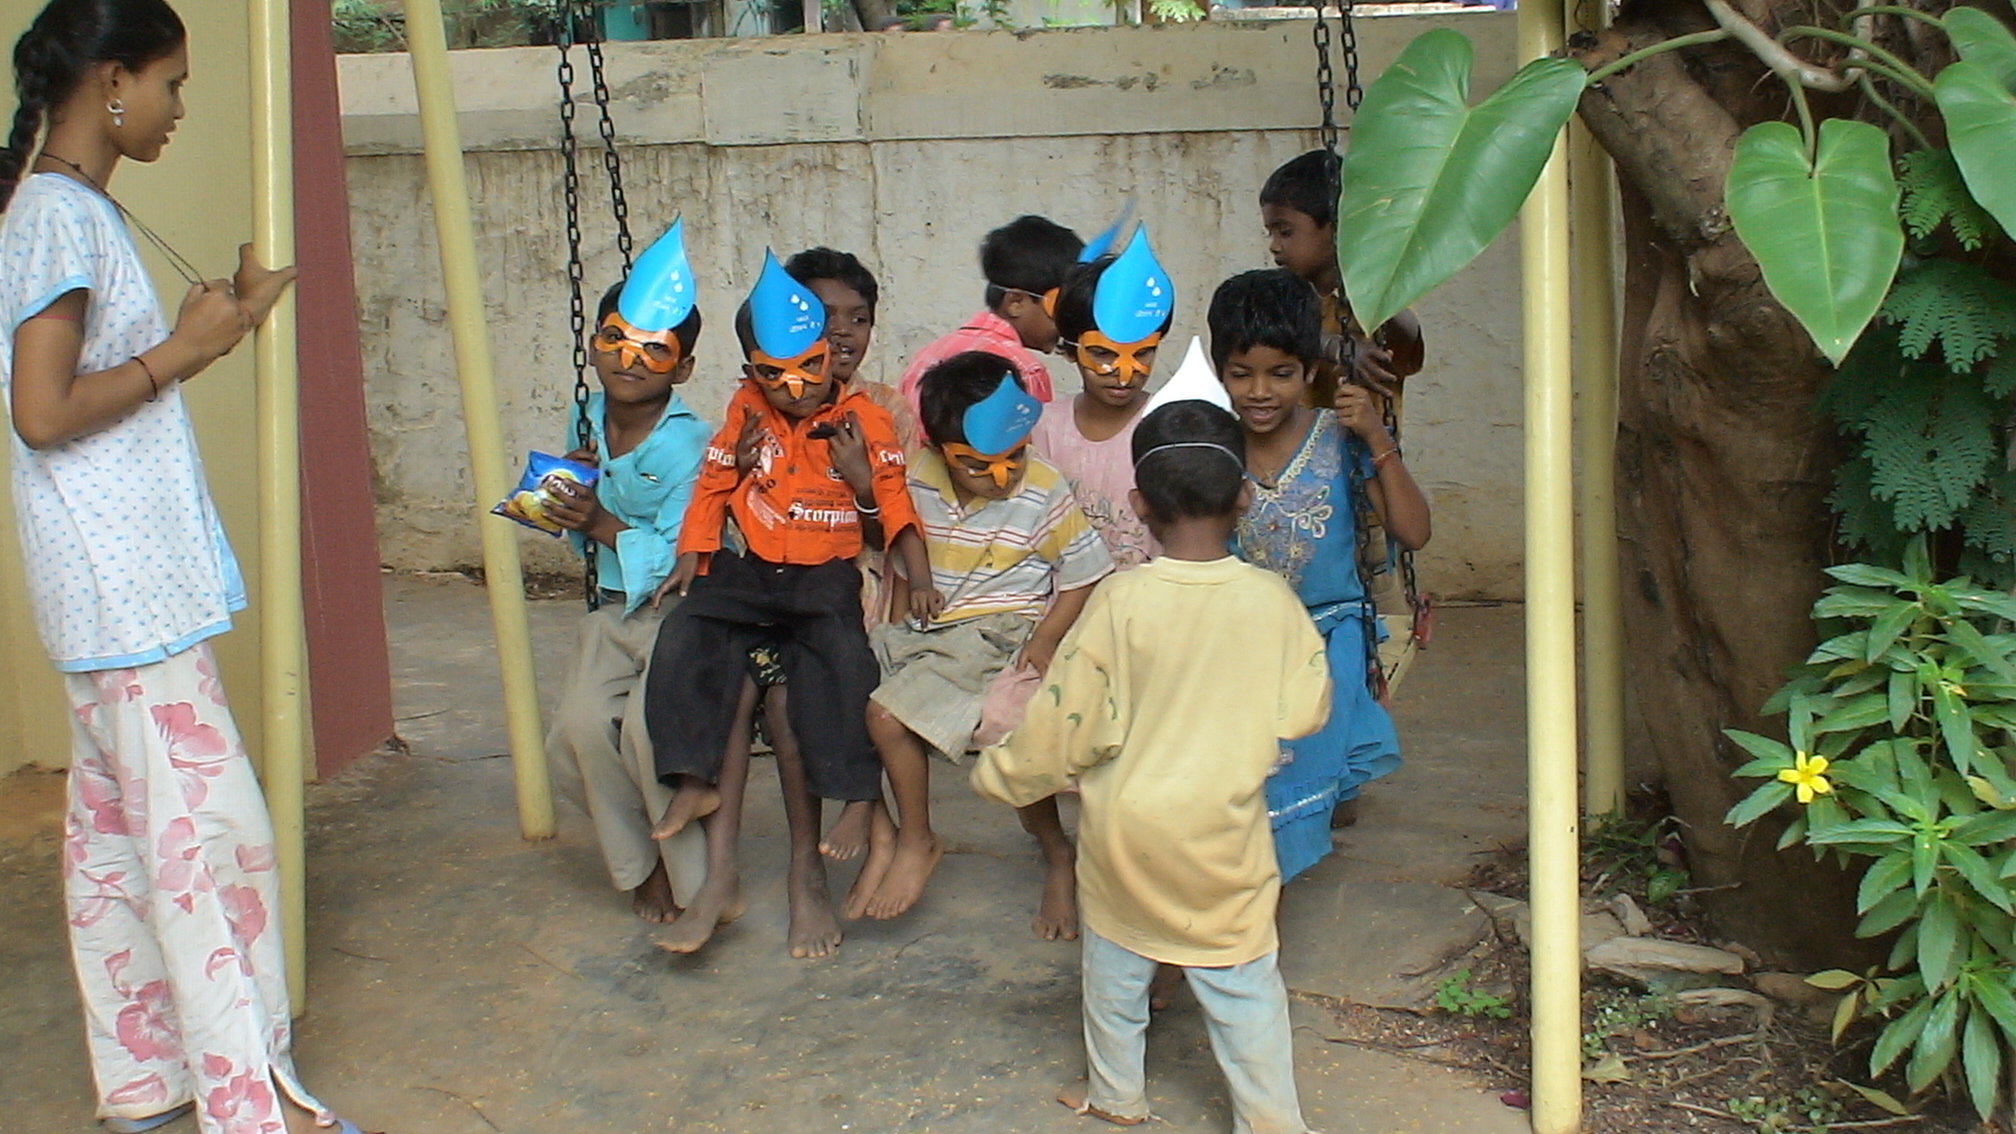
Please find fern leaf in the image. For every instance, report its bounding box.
[1822,326,1907,432]
[1861,371,2000,531]
[1985,350,2016,399]
[1881,261,2016,373]
[1962,491,2016,565]
[1832,454,1912,560]
[1898,150,1995,252]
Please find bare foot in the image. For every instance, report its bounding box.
[630,858,682,924]
[1330,795,1360,829]
[1031,850,1079,941]
[1055,1080,1148,1126]
[655,870,744,954]
[652,780,721,841]
[787,864,844,960]
[1148,962,1183,1011]
[841,803,897,920]
[819,799,875,860]
[865,828,943,920]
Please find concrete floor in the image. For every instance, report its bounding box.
[1,577,1532,1134]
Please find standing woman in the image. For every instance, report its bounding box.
[3,2,370,1132]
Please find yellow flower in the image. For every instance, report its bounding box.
[1777,752,1833,804]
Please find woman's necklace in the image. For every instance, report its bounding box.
[36,152,204,287]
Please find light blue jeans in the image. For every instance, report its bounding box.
[1080,930,1309,1134]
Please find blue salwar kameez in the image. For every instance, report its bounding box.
[1234,412,1401,881]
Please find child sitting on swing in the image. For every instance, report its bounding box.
[543,222,713,926]
[643,251,929,952]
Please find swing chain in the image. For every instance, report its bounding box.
[578,0,635,270]
[557,13,601,609]
[1310,0,1363,154]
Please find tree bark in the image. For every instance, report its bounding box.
[1573,7,1877,966]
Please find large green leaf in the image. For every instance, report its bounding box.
[1936,61,2016,244]
[1335,29,1587,333]
[1726,119,1903,365]
[1946,7,2016,94]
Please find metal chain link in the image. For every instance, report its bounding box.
[557,14,600,609]
[579,0,634,270]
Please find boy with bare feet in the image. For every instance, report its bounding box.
[654,246,903,960]
[861,353,1111,929]
[544,223,712,926]
[971,398,1332,1134]
[643,251,929,953]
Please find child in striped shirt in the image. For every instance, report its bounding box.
[854,350,1113,933]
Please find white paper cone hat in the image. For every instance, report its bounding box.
[1142,335,1233,416]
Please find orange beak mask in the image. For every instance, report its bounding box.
[594,312,684,374]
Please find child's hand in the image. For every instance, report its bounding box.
[1019,634,1060,677]
[908,584,945,625]
[564,442,599,468]
[733,414,765,479]
[542,476,603,533]
[654,552,700,607]
[827,411,873,495]
[231,243,299,327]
[1333,382,1393,447]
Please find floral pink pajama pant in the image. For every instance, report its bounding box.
[63,642,325,1134]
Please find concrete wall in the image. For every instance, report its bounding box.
[2,0,267,775]
[338,13,1527,599]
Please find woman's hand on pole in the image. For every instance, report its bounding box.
[232,243,299,327]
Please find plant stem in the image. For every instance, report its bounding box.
[1789,77,1820,163]
[1781,25,1938,99]
[1584,29,1733,84]
[1860,74,1932,150]
[1708,0,1857,91]
[1839,5,1947,31]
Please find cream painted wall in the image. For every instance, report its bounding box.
[1,0,265,774]
[339,15,1529,601]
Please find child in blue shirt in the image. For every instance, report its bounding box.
[544,224,714,925]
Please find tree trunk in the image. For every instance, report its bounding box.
[851,0,896,30]
[1572,6,1874,966]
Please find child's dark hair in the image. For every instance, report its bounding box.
[1130,401,1248,522]
[980,215,1083,308]
[785,247,878,319]
[599,280,704,360]
[4,0,187,209]
[918,350,1024,448]
[1259,149,1342,230]
[1052,255,1178,349]
[1207,269,1322,371]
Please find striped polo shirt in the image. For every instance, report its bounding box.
[909,450,1113,624]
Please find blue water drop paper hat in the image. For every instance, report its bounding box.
[1091,226,1173,345]
[962,371,1044,456]
[1078,199,1136,263]
[616,218,696,332]
[748,249,826,360]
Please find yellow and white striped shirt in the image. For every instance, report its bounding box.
[909,451,1114,624]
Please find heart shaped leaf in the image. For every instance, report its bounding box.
[1336,29,1587,333]
[1946,6,2016,93]
[1726,119,1903,364]
[1936,61,2016,244]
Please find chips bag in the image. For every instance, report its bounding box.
[492,451,600,537]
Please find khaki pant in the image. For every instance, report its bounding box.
[547,602,705,898]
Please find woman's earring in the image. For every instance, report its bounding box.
[108,99,125,128]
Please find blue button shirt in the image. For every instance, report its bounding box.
[570,390,711,612]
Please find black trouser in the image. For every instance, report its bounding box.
[645,552,883,802]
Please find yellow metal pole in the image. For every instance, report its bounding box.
[248,0,309,1010]
[1570,1,1626,821]
[1522,0,1583,1125]
[404,0,556,839]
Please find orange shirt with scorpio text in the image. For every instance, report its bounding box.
[676,381,922,570]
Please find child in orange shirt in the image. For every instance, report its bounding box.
[643,252,929,951]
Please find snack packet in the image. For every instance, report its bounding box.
[492,451,600,536]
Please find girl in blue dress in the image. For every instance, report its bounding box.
[1211,270,1431,880]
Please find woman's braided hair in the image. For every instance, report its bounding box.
[2,0,185,210]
